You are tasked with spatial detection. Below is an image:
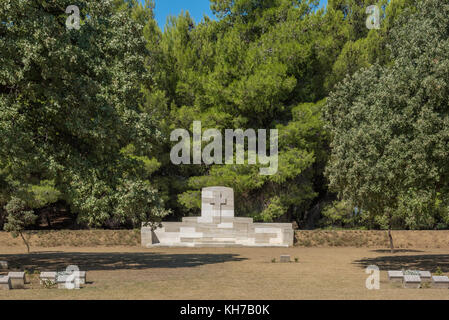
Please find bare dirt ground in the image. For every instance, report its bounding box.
[1,245,449,300]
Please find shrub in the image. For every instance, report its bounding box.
[4,197,37,253]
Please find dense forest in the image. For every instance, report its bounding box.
[1,0,448,235]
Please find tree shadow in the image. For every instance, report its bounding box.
[0,252,247,272]
[370,249,425,254]
[353,254,449,272]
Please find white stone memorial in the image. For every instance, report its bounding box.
[419,271,432,283]
[77,271,86,285]
[57,275,73,289]
[8,272,25,289]
[142,187,294,247]
[403,275,421,289]
[387,270,404,283]
[0,261,8,270]
[56,270,86,286]
[432,276,449,289]
[0,276,11,290]
[56,274,83,289]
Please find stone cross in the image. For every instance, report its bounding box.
[201,187,234,223]
[210,191,227,212]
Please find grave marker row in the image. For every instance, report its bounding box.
[0,269,87,290]
[388,270,449,289]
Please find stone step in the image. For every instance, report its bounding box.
[181,238,237,244]
[179,238,198,243]
[201,231,249,236]
[196,240,236,244]
[191,243,244,248]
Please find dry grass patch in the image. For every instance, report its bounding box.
[295,230,449,249]
[2,230,449,251]
[0,246,449,300]
[0,230,140,248]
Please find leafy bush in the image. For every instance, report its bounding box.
[320,200,372,229]
[4,197,37,253]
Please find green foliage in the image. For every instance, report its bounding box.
[4,197,37,253]
[4,197,37,235]
[146,0,354,224]
[134,0,419,226]
[324,0,449,232]
[0,0,436,231]
[42,279,56,289]
[395,191,449,230]
[0,0,168,227]
[114,179,169,229]
[322,200,366,229]
[28,180,61,209]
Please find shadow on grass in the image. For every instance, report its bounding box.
[0,252,246,272]
[354,254,449,272]
[370,249,425,254]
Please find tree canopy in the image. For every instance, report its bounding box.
[324,0,449,248]
[1,0,447,235]
[0,0,168,228]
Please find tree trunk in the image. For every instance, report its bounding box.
[388,229,395,254]
[19,231,30,254]
[46,212,52,228]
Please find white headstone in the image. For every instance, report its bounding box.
[432,276,449,289]
[8,272,25,289]
[403,275,421,289]
[419,271,432,282]
[433,276,449,282]
[56,274,82,289]
[77,271,86,284]
[388,270,404,282]
[0,276,11,290]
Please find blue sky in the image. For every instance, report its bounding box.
[151,0,328,29]
[153,0,214,28]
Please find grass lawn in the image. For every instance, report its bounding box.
[1,246,449,300]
